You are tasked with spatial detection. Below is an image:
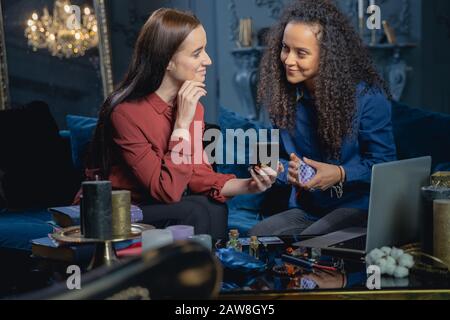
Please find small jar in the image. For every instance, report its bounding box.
[226,229,242,252]
[249,235,259,259]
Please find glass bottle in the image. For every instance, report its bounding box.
[226,229,242,252]
[249,235,259,259]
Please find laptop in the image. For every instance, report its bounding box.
[293,157,432,255]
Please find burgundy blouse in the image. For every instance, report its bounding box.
[77,93,235,205]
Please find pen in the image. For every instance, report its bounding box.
[281,254,337,272]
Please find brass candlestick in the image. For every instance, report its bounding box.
[51,224,154,270]
[88,240,118,270]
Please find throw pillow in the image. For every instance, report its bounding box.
[66,115,98,170]
[0,101,79,209]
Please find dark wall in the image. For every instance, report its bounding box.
[3,0,449,128]
[107,0,450,122]
[420,0,450,113]
[108,0,219,123]
[2,0,104,129]
[209,0,450,117]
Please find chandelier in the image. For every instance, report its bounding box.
[24,0,98,59]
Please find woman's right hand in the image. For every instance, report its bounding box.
[175,80,207,130]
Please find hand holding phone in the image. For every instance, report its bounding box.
[250,142,280,171]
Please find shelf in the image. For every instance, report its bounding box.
[366,43,418,49]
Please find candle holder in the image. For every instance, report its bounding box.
[51,223,154,270]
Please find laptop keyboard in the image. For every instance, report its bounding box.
[329,236,367,251]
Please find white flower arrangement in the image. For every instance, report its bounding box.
[366,247,415,278]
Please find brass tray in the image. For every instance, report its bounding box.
[51,223,154,244]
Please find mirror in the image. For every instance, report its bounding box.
[0,0,113,129]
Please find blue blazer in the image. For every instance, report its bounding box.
[277,84,397,216]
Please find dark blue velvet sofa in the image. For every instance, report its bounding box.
[0,101,449,255]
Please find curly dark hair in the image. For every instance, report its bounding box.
[258,0,390,159]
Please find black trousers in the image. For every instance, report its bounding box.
[139,195,228,240]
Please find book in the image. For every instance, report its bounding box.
[49,206,80,228]
[49,205,144,228]
[116,242,142,258]
[31,236,95,263]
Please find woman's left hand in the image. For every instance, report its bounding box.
[297,158,344,191]
[248,163,284,193]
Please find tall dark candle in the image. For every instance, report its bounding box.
[82,181,113,240]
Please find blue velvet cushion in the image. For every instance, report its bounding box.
[217,107,273,234]
[0,209,53,251]
[434,163,450,172]
[392,101,450,171]
[66,115,98,169]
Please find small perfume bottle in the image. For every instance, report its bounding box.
[226,229,242,252]
[249,235,259,259]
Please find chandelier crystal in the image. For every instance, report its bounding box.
[24,0,99,58]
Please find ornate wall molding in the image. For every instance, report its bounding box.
[229,0,284,44]
[254,0,284,19]
[111,0,147,48]
[337,0,411,39]
[344,0,357,23]
[393,0,411,36]
[229,0,239,43]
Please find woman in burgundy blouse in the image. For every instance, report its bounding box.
[84,8,280,239]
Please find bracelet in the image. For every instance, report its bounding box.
[337,166,344,183]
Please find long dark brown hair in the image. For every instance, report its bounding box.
[258,0,390,159]
[88,8,200,177]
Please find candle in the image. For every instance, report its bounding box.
[142,229,173,253]
[188,234,213,251]
[166,225,194,241]
[111,190,131,238]
[82,181,113,240]
[358,0,364,19]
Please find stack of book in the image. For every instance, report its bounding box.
[31,236,94,264]
[49,205,143,228]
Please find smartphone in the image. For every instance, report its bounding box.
[250,142,279,171]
